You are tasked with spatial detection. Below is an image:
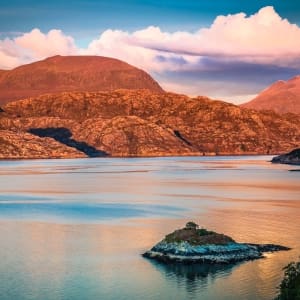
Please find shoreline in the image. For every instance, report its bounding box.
[0,153,278,161]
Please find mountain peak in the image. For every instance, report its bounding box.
[0,55,163,105]
[241,75,300,114]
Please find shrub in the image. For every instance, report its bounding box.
[275,259,300,300]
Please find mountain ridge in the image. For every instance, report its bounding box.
[241,75,300,114]
[1,89,299,158]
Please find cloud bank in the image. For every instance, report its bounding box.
[1,6,300,102]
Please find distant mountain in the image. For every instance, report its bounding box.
[0,70,8,80]
[0,55,163,104]
[241,76,300,114]
[1,90,299,158]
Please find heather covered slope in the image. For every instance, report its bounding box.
[0,55,163,105]
[0,89,299,158]
[241,76,300,114]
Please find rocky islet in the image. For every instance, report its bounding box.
[143,222,290,264]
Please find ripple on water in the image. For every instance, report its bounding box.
[0,156,299,300]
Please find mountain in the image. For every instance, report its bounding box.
[0,55,163,104]
[241,76,300,114]
[0,70,8,78]
[1,89,299,158]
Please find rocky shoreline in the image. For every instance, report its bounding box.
[271,148,300,165]
[143,222,290,264]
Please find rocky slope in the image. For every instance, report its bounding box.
[0,130,84,159]
[0,55,163,105]
[143,222,290,264]
[241,76,300,114]
[0,89,299,158]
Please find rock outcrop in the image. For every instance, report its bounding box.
[0,55,163,105]
[143,222,290,264]
[0,89,300,158]
[271,148,300,165]
[241,75,300,114]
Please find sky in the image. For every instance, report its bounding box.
[1,0,300,104]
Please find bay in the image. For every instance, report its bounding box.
[0,156,299,300]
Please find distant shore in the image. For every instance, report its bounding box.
[0,153,279,160]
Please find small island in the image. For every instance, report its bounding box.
[143,222,290,264]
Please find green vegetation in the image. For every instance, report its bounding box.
[275,259,300,300]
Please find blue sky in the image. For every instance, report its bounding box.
[1,1,300,103]
[1,0,300,42]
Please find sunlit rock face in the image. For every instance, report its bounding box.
[0,130,85,159]
[143,223,290,264]
[0,89,300,158]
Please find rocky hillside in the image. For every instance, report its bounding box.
[0,130,84,159]
[0,55,163,105]
[241,76,300,114]
[0,89,299,158]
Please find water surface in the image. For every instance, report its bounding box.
[0,156,299,299]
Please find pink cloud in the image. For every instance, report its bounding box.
[1,7,300,71]
[0,29,77,69]
[80,6,300,72]
[0,6,299,102]
[126,6,300,66]
[15,29,77,58]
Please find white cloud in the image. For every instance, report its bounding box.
[2,6,300,71]
[15,29,77,58]
[0,6,300,102]
[78,6,300,72]
[80,28,196,72]
[0,28,77,69]
[126,6,300,67]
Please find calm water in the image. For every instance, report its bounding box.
[0,156,299,300]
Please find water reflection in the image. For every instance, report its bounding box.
[0,202,186,222]
[146,259,237,294]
